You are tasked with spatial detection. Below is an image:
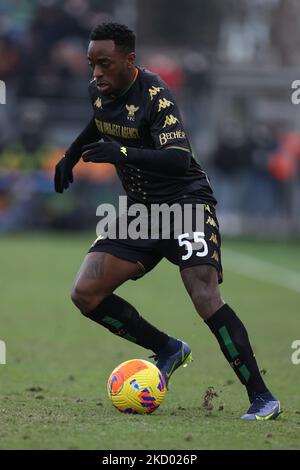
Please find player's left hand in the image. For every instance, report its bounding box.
[81,141,127,164]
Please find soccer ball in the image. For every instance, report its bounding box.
[107,359,167,414]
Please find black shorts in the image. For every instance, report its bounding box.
[88,199,223,283]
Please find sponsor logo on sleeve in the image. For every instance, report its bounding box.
[159,130,186,146]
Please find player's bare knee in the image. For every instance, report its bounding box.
[182,265,223,318]
[190,281,213,306]
[70,284,90,312]
[190,282,222,319]
[71,283,107,315]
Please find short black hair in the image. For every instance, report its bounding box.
[90,22,135,53]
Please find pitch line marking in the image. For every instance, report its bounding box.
[223,248,300,294]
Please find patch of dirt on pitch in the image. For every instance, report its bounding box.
[225,379,234,385]
[202,386,219,415]
[26,386,44,393]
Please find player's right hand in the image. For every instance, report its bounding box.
[54,153,75,193]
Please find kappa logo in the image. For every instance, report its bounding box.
[211,250,219,262]
[205,204,213,214]
[206,216,217,228]
[158,98,174,112]
[209,233,218,246]
[94,97,102,109]
[149,86,164,100]
[126,104,139,121]
[163,115,179,128]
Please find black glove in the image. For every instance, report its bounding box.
[54,152,76,193]
[82,141,127,165]
[81,141,192,176]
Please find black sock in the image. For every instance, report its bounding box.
[86,294,169,354]
[205,304,269,401]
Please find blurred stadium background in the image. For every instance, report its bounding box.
[1,0,300,235]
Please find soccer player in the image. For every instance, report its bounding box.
[54,23,280,420]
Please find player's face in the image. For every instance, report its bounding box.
[87,40,135,96]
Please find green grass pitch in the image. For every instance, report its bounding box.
[0,233,299,449]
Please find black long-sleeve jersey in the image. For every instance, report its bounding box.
[88,66,216,206]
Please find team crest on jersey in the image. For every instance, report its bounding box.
[94,97,102,109]
[126,104,139,121]
[163,114,179,128]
